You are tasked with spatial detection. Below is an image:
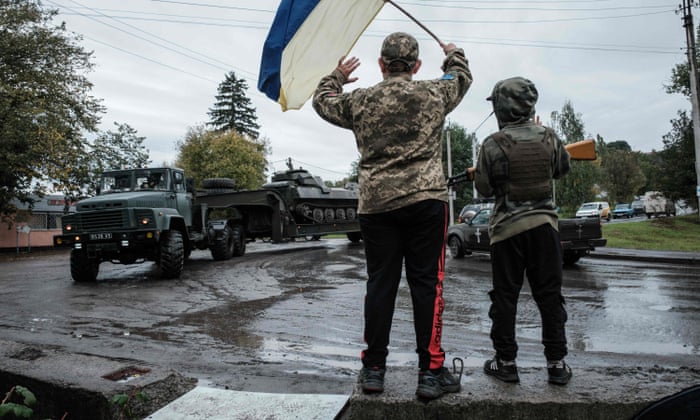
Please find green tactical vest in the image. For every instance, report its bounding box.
[490,128,555,203]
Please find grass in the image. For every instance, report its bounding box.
[603,214,700,252]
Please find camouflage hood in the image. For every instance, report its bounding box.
[488,77,538,129]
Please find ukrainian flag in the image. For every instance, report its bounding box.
[258,0,385,111]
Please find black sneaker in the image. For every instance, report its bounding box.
[359,366,385,393]
[484,357,520,383]
[547,360,572,385]
[416,367,461,400]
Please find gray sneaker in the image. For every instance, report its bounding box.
[359,366,385,394]
[416,367,461,400]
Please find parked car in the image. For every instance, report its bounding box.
[456,199,494,223]
[446,208,606,265]
[631,199,645,216]
[448,208,492,258]
[612,203,635,219]
[575,201,611,221]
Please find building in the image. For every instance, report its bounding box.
[0,195,75,251]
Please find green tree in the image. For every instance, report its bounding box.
[662,25,698,205]
[85,122,150,194]
[441,123,476,210]
[176,125,268,190]
[637,151,664,195]
[0,0,104,224]
[208,71,260,138]
[550,101,602,212]
[658,110,696,202]
[601,146,646,204]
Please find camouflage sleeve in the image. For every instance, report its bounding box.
[438,48,473,114]
[312,69,354,130]
[474,139,495,197]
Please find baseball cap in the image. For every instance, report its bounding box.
[381,32,419,67]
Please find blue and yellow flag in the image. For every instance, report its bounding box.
[258,0,385,111]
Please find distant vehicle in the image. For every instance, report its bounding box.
[643,191,676,219]
[575,201,611,221]
[447,208,607,265]
[631,199,645,216]
[612,203,635,219]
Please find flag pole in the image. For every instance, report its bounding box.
[385,0,445,47]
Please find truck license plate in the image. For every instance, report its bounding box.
[90,233,112,240]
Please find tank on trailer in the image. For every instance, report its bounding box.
[262,167,359,225]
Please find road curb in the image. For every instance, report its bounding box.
[336,366,700,420]
[589,248,700,265]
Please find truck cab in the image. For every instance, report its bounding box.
[54,167,195,282]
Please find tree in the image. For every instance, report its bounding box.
[176,125,268,190]
[637,151,664,195]
[550,101,602,212]
[658,110,696,202]
[601,147,646,204]
[662,26,699,206]
[84,122,150,194]
[441,123,476,210]
[207,71,260,138]
[0,0,104,224]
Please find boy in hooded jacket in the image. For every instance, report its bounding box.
[474,76,573,385]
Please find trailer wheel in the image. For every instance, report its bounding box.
[160,230,185,278]
[232,224,246,257]
[70,250,99,283]
[210,224,235,260]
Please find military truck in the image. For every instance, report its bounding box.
[54,167,360,282]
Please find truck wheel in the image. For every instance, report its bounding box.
[562,251,581,266]
[448,235,465,259]
[70,250,99,283]
[160,230,185,278]
[346,231,362,243]
[232,224,246,257]
[210,224,235,260]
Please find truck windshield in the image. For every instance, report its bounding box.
[100,173,133,194]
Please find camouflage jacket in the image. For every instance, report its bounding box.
[312,49,472,214]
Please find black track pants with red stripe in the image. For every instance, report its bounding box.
[359,199,448,371]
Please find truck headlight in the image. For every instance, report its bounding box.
[65,224,72,232]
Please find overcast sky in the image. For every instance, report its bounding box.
[46,0,690,182]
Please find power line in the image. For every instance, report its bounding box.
[401,1,672,12]
[54,6,681,57]
[378,9,676,25]
[150,0,274,14]
[48,0,258,80]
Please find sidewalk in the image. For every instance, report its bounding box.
[590,247,700,265]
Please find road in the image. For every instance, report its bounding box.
[1,239,698,396]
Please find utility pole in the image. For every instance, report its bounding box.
[681,0,700,219]
[446,126,455,225]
